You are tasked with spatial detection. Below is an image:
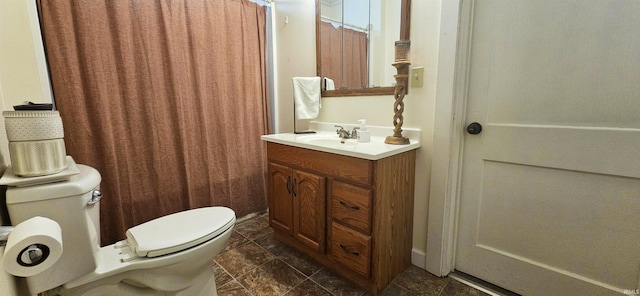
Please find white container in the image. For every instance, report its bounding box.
[357,119,371,143]
[357,130,371,142]
[3,111,67,176]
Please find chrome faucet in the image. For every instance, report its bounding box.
[335,125,359,139]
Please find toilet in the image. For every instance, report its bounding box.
[3,163,236,295]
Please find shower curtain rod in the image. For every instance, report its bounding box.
[250,0,272,6]
[321,16,369,33]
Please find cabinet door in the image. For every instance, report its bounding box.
[268,163,293,235]
[293,169,326,253]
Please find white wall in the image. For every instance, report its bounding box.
[0,0,53,168]
[273,0,443,268]
[0,0,52,210]
[272,0,318,133]
[0,1,52,293]
[0,0,53,109]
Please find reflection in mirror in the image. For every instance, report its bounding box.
[316,0,406,97]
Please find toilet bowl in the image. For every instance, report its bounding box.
[4,163,235,295]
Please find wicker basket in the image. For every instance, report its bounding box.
[3,111,67,177]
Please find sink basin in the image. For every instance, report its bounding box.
[298,135,358,147]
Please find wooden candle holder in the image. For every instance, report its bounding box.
[385,40,411,145]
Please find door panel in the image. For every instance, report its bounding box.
[476,161,639,288]
[456,1,640,295]
[293,169,326,253]
[483,124,640,178]
[268,163,293,234]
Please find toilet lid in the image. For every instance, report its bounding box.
[125,207,235,258]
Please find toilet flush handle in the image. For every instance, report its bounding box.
[88,189,102,206]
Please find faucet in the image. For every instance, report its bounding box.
[335,125,359,139]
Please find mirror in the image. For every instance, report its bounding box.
[316,0,411,97]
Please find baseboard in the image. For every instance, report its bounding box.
[411,248,426,269]
[236,210,268,224]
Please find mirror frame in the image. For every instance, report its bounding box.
[316,0,411,97]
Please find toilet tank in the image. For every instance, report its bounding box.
[5,164,102,295]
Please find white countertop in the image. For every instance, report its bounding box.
[261,122,421,160]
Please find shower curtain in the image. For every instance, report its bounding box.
[320,21,369,89]
[38,0,270,245]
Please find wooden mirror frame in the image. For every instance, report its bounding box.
[316,0,411,97]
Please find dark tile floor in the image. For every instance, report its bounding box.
[212,212,489,296]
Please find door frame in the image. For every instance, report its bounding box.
[425,0,474,276]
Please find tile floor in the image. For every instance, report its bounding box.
[212,212,489,296]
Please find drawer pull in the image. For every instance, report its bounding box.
[292,178,297,197]
[339,200,360,210]
[339,244,360,256]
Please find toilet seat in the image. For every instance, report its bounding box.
[124,207,235,258]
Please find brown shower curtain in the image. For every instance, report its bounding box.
[38,0,270,245]
[319,21,368,89]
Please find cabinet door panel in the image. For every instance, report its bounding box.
[293,169,326,253]
[268,163,293,235]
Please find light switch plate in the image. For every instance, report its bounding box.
[411,66,424,88]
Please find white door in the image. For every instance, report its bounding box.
[455,1,640,295]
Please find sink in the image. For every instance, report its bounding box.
[298,135,358,147]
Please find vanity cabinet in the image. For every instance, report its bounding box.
[268,162,326,253]
[266,142,416,295]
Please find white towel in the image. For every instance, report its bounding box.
[323,77,335,90]
[292,77,321,120]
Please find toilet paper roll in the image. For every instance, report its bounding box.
[2,217,63,277]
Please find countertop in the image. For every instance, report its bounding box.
[260,122,421,161]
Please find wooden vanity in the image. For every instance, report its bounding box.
[265,142,416,295]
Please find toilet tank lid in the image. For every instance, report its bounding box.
[126,207,236,258]
[6,164,101,204]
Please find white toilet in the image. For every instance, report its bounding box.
[4,163,236,295]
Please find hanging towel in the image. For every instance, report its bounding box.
[323,77,335,90]
[292,77,321,119]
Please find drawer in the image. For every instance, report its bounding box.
[267,142,373,185]
[330,222,371,278]
[331,181,372,233]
